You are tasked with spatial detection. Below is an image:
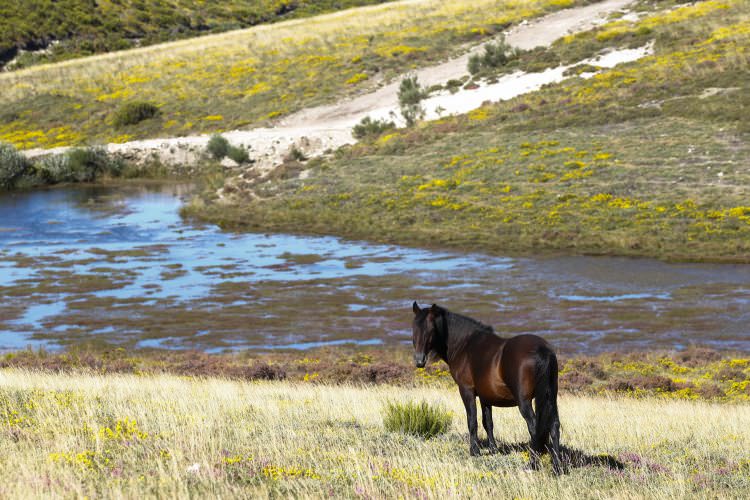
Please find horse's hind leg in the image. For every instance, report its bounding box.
[480,401,498,453]
[517,398,540,470]
[550,409,562,474]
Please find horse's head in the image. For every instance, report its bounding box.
[411,301,444,368]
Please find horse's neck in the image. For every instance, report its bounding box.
[442,312,494,364]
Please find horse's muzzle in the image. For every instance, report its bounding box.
[414,353,426,368]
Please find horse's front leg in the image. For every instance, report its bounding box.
[459,386,480,456]
[480,401,498,453]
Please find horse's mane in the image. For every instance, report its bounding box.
[444,309,494,340]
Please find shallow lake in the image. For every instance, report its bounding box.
[1,183,749,354]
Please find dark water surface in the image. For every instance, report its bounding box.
[1,184,748,354]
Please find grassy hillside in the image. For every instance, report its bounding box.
[0,0,394,70]
[1,370,748,498]
[0,0,589,149]
[191,0,750,262]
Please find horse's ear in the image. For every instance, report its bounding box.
[412,301,421,314]
[430,304,443,316]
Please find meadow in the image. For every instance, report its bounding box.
[189,0,750,262]
[0,369,747,498]
[0,0,586,149]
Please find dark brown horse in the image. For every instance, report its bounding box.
[412,302,562,473]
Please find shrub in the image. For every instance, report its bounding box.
[0,143,33,189]
[207,134,230,159]
[227,145,250,164]
[468,39,518,75]
[352,116,396,140]
[64,147,123,182]
[287,145,307,162]
[36,154,71,184]
[113,101,160,127]
[244,362,286,381]
[398,75,427,126]
[382,400,451,439]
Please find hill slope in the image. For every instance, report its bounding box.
[0,0,591,149]
[0,0,394,70]
[0,370,748,497]
[191,0,750,262]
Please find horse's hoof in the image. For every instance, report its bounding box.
[487,444,499,454]
[470,446,481,457]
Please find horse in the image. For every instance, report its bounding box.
[411,302,562,474]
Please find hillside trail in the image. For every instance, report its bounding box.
[25,0,637,175]
[281,0,635,130]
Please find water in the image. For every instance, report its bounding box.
[1,184,749,353]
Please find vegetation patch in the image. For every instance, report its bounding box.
[467,38,519,76]
[207,134,230,160]
[1,346,747,402]
[0,142,33,189]
[382,400,452,438]
[352,116,396,140]
[112,101,160,127]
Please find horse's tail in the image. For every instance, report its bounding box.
[533,345,562,472]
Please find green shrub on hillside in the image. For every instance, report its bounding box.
[352,116,396,140]
[113,101,160,127]
[0,143,33,190]
[227,145,250,164]
[382,400,452,439]
[398,75,427,127]
[207,135,230,160]
[468,39,519,75]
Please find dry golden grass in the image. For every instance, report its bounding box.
[1,369,748,498]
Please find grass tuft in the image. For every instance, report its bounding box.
[382,400,452,439]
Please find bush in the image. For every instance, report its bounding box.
[207,134,230,159]
[36,154,71,184]
[0,143,33,189]
[398,75,427,126]
[243,362,286,381]
[227,145,250,164]
[113,101,160,127]
[63,147,123,183]
[382,400,452,439]
[468,39,518,75]
[352,116,396,140]
[286,145,307,162]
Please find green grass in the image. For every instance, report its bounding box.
[189,0,750,262]
[0,0,396,70]
[382,400,453,438]
[0,369,748,497]
[0,0,592,149]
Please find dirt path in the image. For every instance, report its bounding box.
[24,0,636,173]
[282,0,634,130]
